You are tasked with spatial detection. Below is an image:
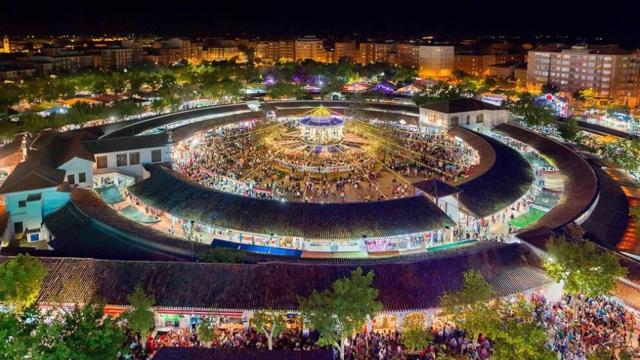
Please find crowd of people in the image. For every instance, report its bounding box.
[172,118,479,203]
[533,294,638,359]
[117,293,639,360]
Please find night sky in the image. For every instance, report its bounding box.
[3,0,639,44]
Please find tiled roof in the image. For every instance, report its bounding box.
[101,103,253,139]
[0,132,94,194]
[413,178,462,197]
[0,135,24,168]
[82,133,170,154]
[420,98,502,114]
[45,189,206,260]
[493,123,598,231]
[153,348,335,360]
[456,130,533,218]
[0,242,550,312]
[128,164,455,240]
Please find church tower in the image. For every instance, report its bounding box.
[1,35,9,53]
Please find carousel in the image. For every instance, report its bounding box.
[298,106,345,145]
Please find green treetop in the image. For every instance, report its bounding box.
[196,316,218,345]
[298,267,381,360]
[252,310,287,350]
[439,270,554,360]
[121,284,156,337]
[0,254,46,312]
[506,92,556,128]
[544,236,627,298]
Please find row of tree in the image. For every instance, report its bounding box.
[0,254,157,359]
[0,231,630,359]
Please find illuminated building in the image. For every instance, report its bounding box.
[255,40,295,64]
[1,34,9,53]
[333,40,358,62]
[203,46,244,62]
[98,47,133,69]
[396,43,420,69]
[294,36,330,63]
[298,106,345,144]
[526,44,640,107]
[418,45,455,78]
[359,41,394,64]
[488,61,527,87]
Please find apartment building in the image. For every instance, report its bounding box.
[295,36,330,63]
[334,40,358,63]
[28,51,97,73]
[527,44,640,106]
[203,46,244,62]
[98,47,133,69]
[359,41,395,64]
[255,40,295,64]
[396,43,420,69]
[418,46,455,78]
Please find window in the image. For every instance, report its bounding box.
[476,114,484,123]
[67,174,75,185]
[129,152,140,165]
[79,172,86,183]
[18,200,26,208]
[116,153,128,167]
[96,156,108,169]
[466,115,470,125]
[151,149,162,163]
[450,116,459,126]
[13,222,23,234]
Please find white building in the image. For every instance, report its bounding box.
[0,132,95,243]
[419,98,510,131]
[82,133,173,186]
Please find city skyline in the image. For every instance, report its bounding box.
[3,0,640,46]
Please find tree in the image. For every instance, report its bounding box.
[572,88,596,109]
[401,318,430,353]
[544,236,627,298]
[557,118,581,143]
[266,82,304,99]
[597,138,640,173]
[252,310,286,350]
[506,93,556,128]
[439,269,495,338]
[0,254,46,312]
[49,302,126,360]
[196,316,218,345]
[298,267,381,360]
[439,271,553,360]
[0,302,126,360]
[488,299,555,360]
[121,284,156,337]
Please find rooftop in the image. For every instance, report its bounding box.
[413,178,462,197]
[420,98,502,114]
[0,132,94,194]
[456,130,533,218]
[82,133,171,154]
[129,164,455,240]
[0,242,549,312]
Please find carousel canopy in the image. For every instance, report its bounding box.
[298,106,345,127]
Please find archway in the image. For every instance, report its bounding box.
[372,314,398,333]
[402,312,426,330]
